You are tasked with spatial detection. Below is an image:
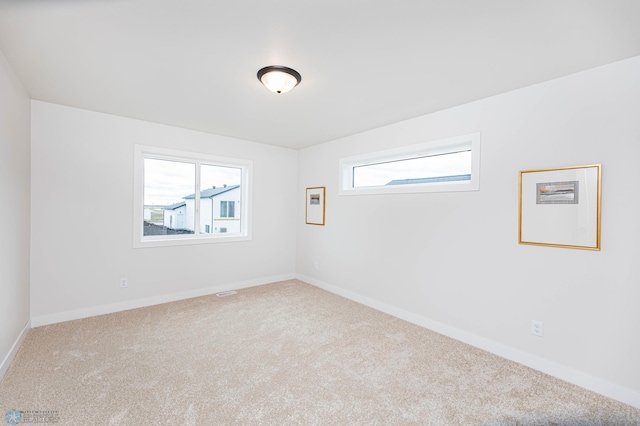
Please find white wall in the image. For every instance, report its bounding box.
[30,102,298,325]
[0,50,30,378]
[297,56,640,406]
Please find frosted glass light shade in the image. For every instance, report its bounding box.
[257,66,301,94]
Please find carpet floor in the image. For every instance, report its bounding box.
[1,280,639,425]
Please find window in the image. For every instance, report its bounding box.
[339,132,480,195]
[134,145,252,248]
[220,201,235,218]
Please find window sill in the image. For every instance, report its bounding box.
[133,233,251,249]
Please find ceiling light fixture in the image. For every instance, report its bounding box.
[257,65,302,94]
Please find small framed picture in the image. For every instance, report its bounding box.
[536,181,579,204]
[306,187,326,225]
[519,165,601,250]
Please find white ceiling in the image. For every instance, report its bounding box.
[1,0,639,149]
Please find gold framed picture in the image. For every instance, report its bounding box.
[306,187,326,226]
[519,164,601,250]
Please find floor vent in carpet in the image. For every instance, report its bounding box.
[216,290,237,297]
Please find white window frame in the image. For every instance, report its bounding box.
[339,132,481,196]
[133,145,252,248]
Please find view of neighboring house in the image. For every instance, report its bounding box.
[164,185,241,234]
[162,201,187,230]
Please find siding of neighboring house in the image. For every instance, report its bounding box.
[199,197,213,234]
[183,185,241,234]
[163,202,187,230]
[212,188,241,234]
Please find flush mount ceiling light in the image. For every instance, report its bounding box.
[257,65,302,94]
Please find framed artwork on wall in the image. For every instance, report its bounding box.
[306,187,326,226]
[519,164,601,250]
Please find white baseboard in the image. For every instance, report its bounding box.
[0,320,31,382]
[297,274,640,410]
[31,273,296,327]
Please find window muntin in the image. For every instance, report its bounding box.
[340,132,480,195]
[134,145,252,248]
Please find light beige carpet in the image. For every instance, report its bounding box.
[1,280,639,425]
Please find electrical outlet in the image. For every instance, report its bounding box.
[531,320,543,337]
[120,277,128,288]
[314,261,319,270]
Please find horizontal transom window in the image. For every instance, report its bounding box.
[340,132,480,195]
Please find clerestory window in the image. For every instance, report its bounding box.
[339,132,480,195]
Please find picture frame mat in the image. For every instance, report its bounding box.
[306,187,326,225]
[519,165,601,250]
